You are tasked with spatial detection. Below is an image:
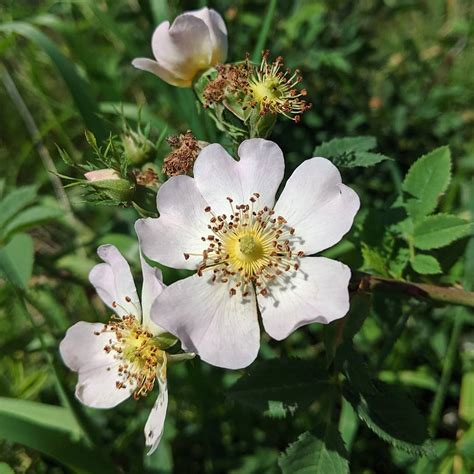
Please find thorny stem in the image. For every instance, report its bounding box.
[351,271,474,309]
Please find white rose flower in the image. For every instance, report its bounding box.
[136,139,360,370]
[59,244,189,454]
[132,7,228,87]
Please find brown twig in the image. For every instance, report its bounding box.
[351,271,474,308]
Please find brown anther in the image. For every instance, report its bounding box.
[163,131,202,177]
[183,253,190,260]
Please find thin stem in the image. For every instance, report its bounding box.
[252,0,278,63]
[352,271,474,308]
[429,308,464,434]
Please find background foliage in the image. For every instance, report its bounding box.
[0,0,473,472]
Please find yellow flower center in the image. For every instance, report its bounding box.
[250,78,281,104]
[186,193,304,297]
[98,315,166,399]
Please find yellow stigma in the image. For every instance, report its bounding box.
[99,315,166,399]
[250,78,281,104]
[190,193,304,297]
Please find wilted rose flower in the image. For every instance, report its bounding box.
[136,139,360,370]
[132,8,228,87]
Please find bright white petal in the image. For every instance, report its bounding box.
[258,257,351,341]
[151,274,260,369]
[273,158,360,255]
[135,175,209,270]
[140,252,166,334]
[151,15,212,83]
[194,139,285,215]
[145,378,168,455]
[188,7,228,63]
[88,244,141,319]
[59,321,134,409]
[132,58,191,87]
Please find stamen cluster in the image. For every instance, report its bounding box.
[163,131,201,177]
[247,51,312,123]
[96,314,165,399]
[185,193,304,297]
[203,51,312,123]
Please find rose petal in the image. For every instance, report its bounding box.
[132,58,191,87]
[194,139,285,215]
[258,257,351,341]
[89,244,141,318]
[188,7,228,63]
[274,158,360,255]
[151,15,212,81]
[135,175,210,270]
[151,274,260,369]
[145,377,168,455]
[59,321,134,408]
[140,252,166,334]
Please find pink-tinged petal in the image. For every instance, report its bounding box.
[188,7,228,63]
[140,252,166,334]
[84,168,121,182]
[59,321,134,408]
[151,274,260,369]
[274,158,360,255]
[135,175,209,270]
[145,378,168,455]
[258,257,351,341]
[75,364,134,409]
[194,139,285,215]
[88,244,141,318]
[132,58,191,87]
[151,15,212,82]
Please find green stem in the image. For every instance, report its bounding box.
[252,0,278,63]
[429,308,464,434]
[352,271,474,308]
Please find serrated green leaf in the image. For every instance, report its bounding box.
[0,233,34,290]
[343,151,391,168]
[314,136,377,155]
[279,426,349,474]
[313,136,391,168]
[343,382,431,456]
[402,147,451,219]
[413,214,472,250]
[411,254,442,274]
[1,205,62,241]
[0,398,114,473]
[227,359,333,418]
[0,185,37,229]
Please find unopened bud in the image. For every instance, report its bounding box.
[84,168,121,182]
[84,169,134,202]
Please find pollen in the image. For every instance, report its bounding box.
[98,314,166,399]
[192,193,304,296]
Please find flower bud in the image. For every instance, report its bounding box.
[84,168,121,182]
[84,169,134,202]
[122,131,155,164]
[132,7,228,87]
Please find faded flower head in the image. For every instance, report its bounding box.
[59,245,193,454]
[162,131,204,177]
[132,8,228,87]
[203,51,311,123]
[136,139,359,370]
